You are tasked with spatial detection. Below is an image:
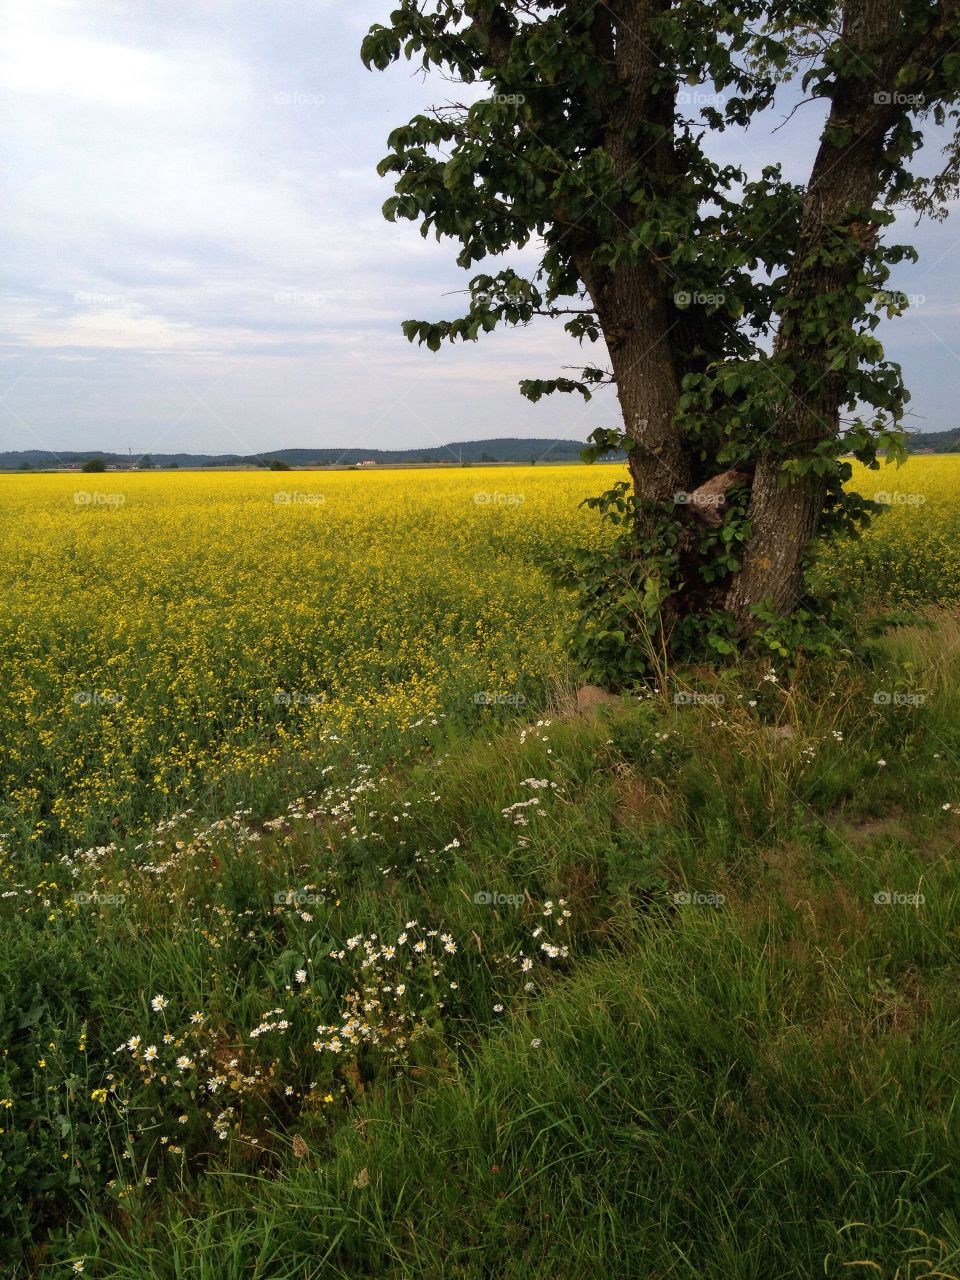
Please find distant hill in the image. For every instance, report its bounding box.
[0,438,615,470]
[905,427,960,453]
[3,429,952,472]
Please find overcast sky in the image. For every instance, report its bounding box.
[2,0,958,457]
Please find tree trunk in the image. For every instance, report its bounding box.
[726,0,908,634]
[581,0,692,506]
[601,265,691,505]
[725,467,826,624]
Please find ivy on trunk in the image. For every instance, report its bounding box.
[362,0,960,673]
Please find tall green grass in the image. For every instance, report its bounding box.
[3,622,960,1277]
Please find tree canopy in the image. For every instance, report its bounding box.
[364,1,960,673]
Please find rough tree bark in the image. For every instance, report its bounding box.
[579,0,692,506]
[727,0,932,632]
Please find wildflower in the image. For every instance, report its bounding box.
[295,969,307,984]
[190,1012,204,1024]
[150,994,168,1012]
[144,1045,158,1061]
[175,1056,193,1071]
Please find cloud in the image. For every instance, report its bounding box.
[0,0,957,452]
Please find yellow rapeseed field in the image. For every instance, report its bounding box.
[821,455,960,609]
[1,456,957,852]
[0,466,600,850]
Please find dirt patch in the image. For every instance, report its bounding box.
[557,684,626,720]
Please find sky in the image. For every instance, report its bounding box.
[1,0,959,458]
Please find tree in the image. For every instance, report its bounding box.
[364,1,960,668]
[269,458,292,471]
[139,455,155,469]
[81,458,106,473]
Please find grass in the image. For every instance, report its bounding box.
[5,461,960,1276]
[4,615,960,1278]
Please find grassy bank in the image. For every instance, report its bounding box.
[4,616,959,1277]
